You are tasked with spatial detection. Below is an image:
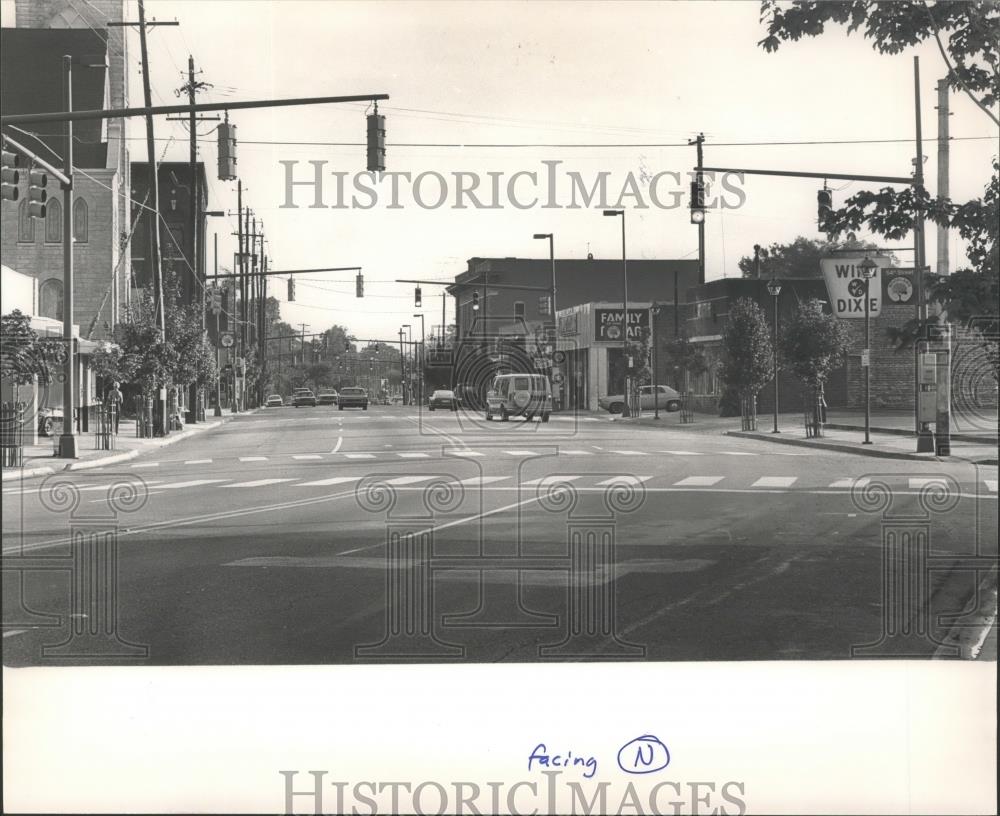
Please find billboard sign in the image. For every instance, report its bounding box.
[883,267,917,306]
[820,256,890,318]
[594,308,649,341]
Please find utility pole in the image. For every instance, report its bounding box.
[237,180,245,375]
[58,55,77,458]
[914,56,932,445]
[185,54,201,423]
[936,76,950,276]
[690,133,706,284]
[214,233,222,417]
[136,0,167,434]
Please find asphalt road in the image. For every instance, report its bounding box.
[3,404,997,665]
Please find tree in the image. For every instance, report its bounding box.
[1,310,57,387]
[780,298,851,391]
[661,334,708,390]
[719,298,774,421]
[737,236,883,279]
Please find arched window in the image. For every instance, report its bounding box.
[39,279,63,321]
[73,198,88,243]
[17,199,34,242]
[45,198,62,243]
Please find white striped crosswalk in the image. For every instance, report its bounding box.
[674,476,724,487]
[752,476,798,488]
[223,478,295,488]
[294,476,362,487]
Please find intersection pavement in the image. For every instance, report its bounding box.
[3,404,996,665]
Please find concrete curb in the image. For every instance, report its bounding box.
[933,566,998,660]
[1,465,56,483]
[825,422,998,446]
[725,430,943,461]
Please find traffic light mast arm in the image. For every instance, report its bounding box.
[700,166,913,185]
[1,93,390,126]
[396,278,551,292]
[1,134,71,188]
[209,266,361,280]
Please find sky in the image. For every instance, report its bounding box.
[3,0,996,341]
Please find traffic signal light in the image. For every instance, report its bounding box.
[27,168,47,219]
[356,272,364,297]
[287,276,295,301]
[217,119,237,181]
[690,177,705,224]
[414,287,422,307]
[538,295,551,316]
[366,112,385,173]
[817,188,832,228]
[373,343,379,352]
[1,149,20,202]
[472,291,480,311]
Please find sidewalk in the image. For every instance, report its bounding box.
[1,411,251,483]
[824,408,998,445]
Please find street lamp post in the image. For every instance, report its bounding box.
[532,232,556,330]
[402,324,412,404]
[859,256,878,445]
[766,277,782,433]
[413,313,425,406]
[603,209,629,417]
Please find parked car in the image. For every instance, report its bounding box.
[390,395,404,405]
[317,391,339,406]
[265,394,284,407]
[485,373,551,422]
[337,387,369,410]
[598,384,681,414]
[428,389,459,411]
[292,389,317,407]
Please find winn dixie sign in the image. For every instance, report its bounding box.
[820,256,890,318]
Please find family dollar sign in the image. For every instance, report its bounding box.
[820,256,886,319]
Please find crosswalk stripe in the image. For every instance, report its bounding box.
[504,450,540,456]
[909,477,948,489]
[458,476,509,485]
[559,450,593,455]
[185,459,212,465]
[223,478,295,488]
[344,453,375,459]
[292,454,322,460]
[673,476,723,487]
[385,476,437,485]
[130,462,159,468]
[609,450,648,456]
[721,451,757,456]
[594,475,652,486]
[239,456,268,462]
[449,450,484,457]
[985,480,998,493]
[521,475,582,487]
[397,452,430,459]
[829,477,871,489]
[76,481,164,492]
[295,476,362,487]
[159,479,229,490]
[660,450,702,456]
[752,476,797,488]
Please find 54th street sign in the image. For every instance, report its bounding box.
[820,256,890,318]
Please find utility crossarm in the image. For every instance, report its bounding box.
[399,278,551,292]
[1,134,71,187]
[264,333,402,345]
[1,93,389,126]
[701,166,913,185]
[209,266,361,281]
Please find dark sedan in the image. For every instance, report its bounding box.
[428,389,459,411]
[337,387,369,410]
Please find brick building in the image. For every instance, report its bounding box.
[0,0,131,339]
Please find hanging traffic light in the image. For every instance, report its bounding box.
[356,272,364,297]
[366,110,385,173]
[414,286,422,307]
[690,177,705,225]
[1,149,20,202]
[538,295,552,316]
[472,291,480,311]
[27,168,47,218]
[217,118,238,181]
[817,188,832,229]
[287,276,295,301]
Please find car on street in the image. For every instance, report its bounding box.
[598,384,682,414]
[485,373,552,422]
[317,391,339,406]
[265,394,284,407]
[428,389,459,411]
[292,389,317,407]
[390,395,404,405]
[337,387,369,410]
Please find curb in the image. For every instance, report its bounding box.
[825,422,998,446]
[933,566,998,660]
[1,465,55,483]
[725,430,942,461]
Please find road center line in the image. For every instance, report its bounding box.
[331,436,343,454]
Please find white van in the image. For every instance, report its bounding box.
[485,373,552,422]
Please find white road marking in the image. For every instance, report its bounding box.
[829,477,871,489]
[559,449,593,455]
[504,450,539,456]
[521,475,582,487]
[397,452,430,459]
[449,450,484,457]
[344,453,375,459]
[595,475,652,486]
[458,476,510,485]
[295,476,362,487]
[158,479,230,490]
[909,477,948,489]
[720,451,757,456]
[3,630,27,638]
[385,476,437,485]
[223,478,296,488]
[673,476,724,487]
[239,456,268,462]
[753,476,798,488]
[76,481,164,492]
[292,455,322,460]
[661,450,702,456]
[609,450,649,456]
[985,480,998,493]
[130,462,159,468]
[185,459,212,465]
[330,437,343,454]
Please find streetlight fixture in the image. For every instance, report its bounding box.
[603,209,630,417]
[766,277,782,433]
[859,256,878,445]
[532,232,556,330]
[413,313,425,406]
